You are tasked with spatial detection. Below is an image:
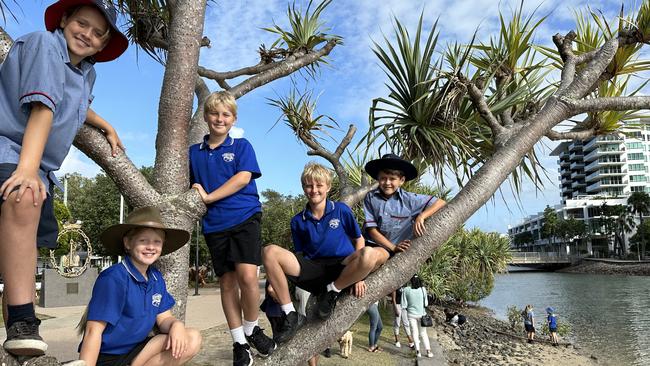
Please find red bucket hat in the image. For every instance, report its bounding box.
[44,0,129,62]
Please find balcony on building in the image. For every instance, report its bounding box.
[583,135,624,151]
[584,145,624,162]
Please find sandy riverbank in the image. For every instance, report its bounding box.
[429,304,603,366]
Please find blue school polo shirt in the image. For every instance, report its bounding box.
[0,29,96,190]
[290,200,362,259]
[83,256,175,355]
[363,188,436,244]
[189,135,262,233]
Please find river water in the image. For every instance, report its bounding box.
[479,271,650,366]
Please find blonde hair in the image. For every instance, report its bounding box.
[204,91,237,116]
[301,162,332,186]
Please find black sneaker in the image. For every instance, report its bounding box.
[245,326,276,357]
[323,347,332,358]
[3,317,48,356]
[317,290,339,320]
[273,311,306,344]
[233,342,253,366]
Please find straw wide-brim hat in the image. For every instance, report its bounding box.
[364,153,418,181]
[100,206,190,256]
[44,0,129,62]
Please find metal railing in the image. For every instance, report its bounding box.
[510,252,570,264]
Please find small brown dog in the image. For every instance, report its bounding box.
[338,330,353,358]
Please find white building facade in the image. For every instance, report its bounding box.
[508,121,650,257]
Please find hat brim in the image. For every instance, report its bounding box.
[364,158,418,181]
[44,0,129,62]
[100,223,190,256]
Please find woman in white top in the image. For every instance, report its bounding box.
[401,275,433,358]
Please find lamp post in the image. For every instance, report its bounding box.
[194,221,200,296]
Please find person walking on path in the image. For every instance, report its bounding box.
[367,301,383,353]
[401,275,433,358]
[391,286,414,349]
[523,304,536,343]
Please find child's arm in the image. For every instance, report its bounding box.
[157,310,190,359]
[413,198,447,237]
[366,227,411,253]
[79,320,107,366]
[352,235,365,251]
[192,171,252,204]
[85,108,124,157]
[0,103,53,203]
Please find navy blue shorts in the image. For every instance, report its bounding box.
[286,254,346,294]
[205,212,262,277]
[0,164,58,249]
[96,337,153,366]
[525,323,535,333]
[549,327,557,333]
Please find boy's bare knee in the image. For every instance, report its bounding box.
[187,328,202,355]
[2,196,40,224]
[262,244,281,261]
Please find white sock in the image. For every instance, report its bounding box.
[243,319,258,336]
[230,326,247,345]
[281,303,296,315]
[327,282,341,293]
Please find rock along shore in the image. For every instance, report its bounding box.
[559,259,650,276]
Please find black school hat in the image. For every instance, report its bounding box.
[364,153,418,182]
[45,0,129,62]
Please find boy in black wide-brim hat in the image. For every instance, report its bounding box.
[362,154,446,262]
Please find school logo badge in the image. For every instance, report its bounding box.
[152,293,162,307]
[329,219,340,229]
[222,153,235,162]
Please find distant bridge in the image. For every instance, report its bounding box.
[508,251,572,270]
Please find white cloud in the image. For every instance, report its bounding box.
[58,148,101,178]
[230,126,245,138]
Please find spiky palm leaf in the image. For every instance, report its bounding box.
[114,0,170,64]
[267,88,339,143]
[262,0,341,77]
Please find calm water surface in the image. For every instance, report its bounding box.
[479,271,650,366]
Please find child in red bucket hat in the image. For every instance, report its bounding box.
[0,0,128,357]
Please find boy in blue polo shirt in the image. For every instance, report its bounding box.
[262,162,388,345]
[0,0,128,356]
[189,91,275,365]
[363,154,446,261]
[78,206,202,366]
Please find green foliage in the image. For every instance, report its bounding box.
[419,228,511,302]
[263,0,340,52]
[260,189,306,250]
[506,305,524,331]
[267,88,339,142]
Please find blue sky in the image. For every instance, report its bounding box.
[3,0,634,233]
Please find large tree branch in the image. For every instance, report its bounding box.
[459,75,507,142]
[545,128,597,141]
[197,60,278,82]
[340,182,378,207]
[563,35,618,99]
[74,125,160,207]
[228,40,338,98]
[562,95,650,114]
[153,1,206,195]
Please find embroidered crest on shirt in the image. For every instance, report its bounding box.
[329,219,340,229]
[222,153,235,162]
[152,293,162,307]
